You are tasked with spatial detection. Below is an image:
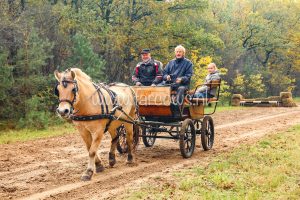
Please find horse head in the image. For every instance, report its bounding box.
[54,68,79,118]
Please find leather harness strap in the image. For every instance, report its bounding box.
[70,114,113,121]
[93,83,105,115]
[70,83,131,134]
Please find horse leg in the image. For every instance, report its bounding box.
[124,123,134,164]
[95,155,105,173]
[82,129,104,181]
[77,127,94,181]
[108,125,118,167]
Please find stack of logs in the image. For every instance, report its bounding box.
[231,92,297,107]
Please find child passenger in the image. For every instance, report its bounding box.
[194,63,220,98]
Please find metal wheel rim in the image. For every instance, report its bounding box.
[146,128,156,144]
[184,124,193,153]
[119,127,128,152]
[205,120,212,148]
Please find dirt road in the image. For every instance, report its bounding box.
[1,106,300,200]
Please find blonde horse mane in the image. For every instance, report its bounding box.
[69,68,92,81]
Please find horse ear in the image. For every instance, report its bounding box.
[54,70,61,81]
[71,70,76,80]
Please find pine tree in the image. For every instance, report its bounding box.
[66,33,106,81]
[0,48,14,121]
[13,28,54,127]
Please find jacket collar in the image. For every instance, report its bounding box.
[175,57,184,63]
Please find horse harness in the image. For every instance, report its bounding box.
[55,80,136,133]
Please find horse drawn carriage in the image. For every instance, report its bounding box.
[117,80,221,158]
[54,68,221,180]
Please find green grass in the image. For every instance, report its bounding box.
[294,97,300,103]
[0,123,76,144]
[125,125,300,200]
[205,103,245,114]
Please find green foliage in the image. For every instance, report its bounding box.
[0,0,300,129]
[211,0,300,96]
[65,34,106,81]
[218,68,231,104]
[233,72,265,98]
[0,49,14,120]
[0,49,14,101]
[17,95,52,129]
[16,28,53,75]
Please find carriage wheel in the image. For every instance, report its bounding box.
[179,119,196,158]
[201,116,214,151]
[142,126,157,147]
[117,124,140,154]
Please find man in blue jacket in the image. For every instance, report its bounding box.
[163,45,193,112]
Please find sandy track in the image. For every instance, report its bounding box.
[1,106,300,200]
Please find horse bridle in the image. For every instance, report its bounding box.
[54,78,79,111]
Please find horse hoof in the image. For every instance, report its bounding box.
[109,159,116,167]
[81,169,93,181]
[109,152,116,167]
[127,154,133,164]
[126,160,134,165]
[96,165,105,173]
[81,175,92,181]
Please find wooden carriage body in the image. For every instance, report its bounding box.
[133,86,173,117]
[132,79,221,121]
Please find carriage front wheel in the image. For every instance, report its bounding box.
[201,116,214,151]
[117,124,140,154]
[142,126,157,147]
[179,118,196,158]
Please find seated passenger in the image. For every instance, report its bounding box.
[194,63,220,98]
[132,48,163,86]
[163,45,193,108]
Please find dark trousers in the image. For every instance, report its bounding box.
[159,81,188,107]
[176,86,187,106]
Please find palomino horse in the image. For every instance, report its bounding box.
[54,68,136,181]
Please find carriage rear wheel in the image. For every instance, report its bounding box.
[201,116,214,151]
[117,124,140,154]
[142,126,157,147]
[179,118,196,158]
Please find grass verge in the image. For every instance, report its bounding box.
[0,123,76,144]
[126,125,300,200]
[205,104,245,113]
[294,97,300,103]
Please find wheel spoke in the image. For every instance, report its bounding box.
[186,140,190,150]
[207,135,210,146]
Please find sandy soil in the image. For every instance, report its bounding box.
[1,106,300,200]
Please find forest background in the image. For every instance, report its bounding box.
[0,0,299,129]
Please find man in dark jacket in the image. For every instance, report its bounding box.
[163,45,193,108]
[132,49,163,86]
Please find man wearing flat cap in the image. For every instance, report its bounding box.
[132,48,163,86]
